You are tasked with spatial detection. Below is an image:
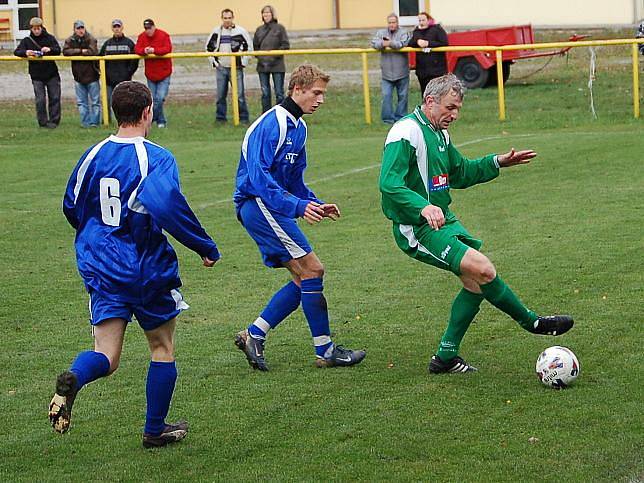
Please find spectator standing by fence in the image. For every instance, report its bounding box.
[100,19,138,120]
[254,5,290,113]
[13,17,61,129]
[63,20,101,127]
[409,13,448,97]
[206,9,252,124]
[371,13,410,124]
[135,19,173,128]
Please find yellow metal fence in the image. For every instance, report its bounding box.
[1,38,642,126]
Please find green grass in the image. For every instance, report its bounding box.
[0,42,643,481]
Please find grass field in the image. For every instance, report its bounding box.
[1,41,643,481]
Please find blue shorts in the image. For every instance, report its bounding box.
[88,288,189,331]
[239,198,312,268]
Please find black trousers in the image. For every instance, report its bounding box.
[32,76,61,127]
[417,73,445,99]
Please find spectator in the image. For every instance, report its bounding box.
[206,9,252,124]
[637,20,644,55]
[63,20,101,127]
[371,13,411,124]
[100,19,138,120]
[14,17,61,128]
[135,18,172,128]
[409,12,448,97]
[253,5,290,113]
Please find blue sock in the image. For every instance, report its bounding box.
[144,360,177,436]
[249,281,301,340]
[300,278,334,358]
[70,351,110,391]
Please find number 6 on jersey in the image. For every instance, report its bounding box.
[99,177,121,226]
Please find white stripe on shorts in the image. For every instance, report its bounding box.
[255,198,307,259]
[171,289,190,311]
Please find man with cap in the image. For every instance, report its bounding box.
[14,17,62,128]
[63,20,101,127]
[100,19,139,121]
[135,19,173,128]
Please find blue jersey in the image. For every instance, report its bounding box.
[233,104,322,218]
[63,135,220,303]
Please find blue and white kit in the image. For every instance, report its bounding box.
[63,135,220,327]
[233,100,322,267]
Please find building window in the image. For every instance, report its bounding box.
[394,0,424,26]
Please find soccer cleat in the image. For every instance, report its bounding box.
[49,371,78,433]
[142,420,189,449]
[234,329,269,371]
[314,345,366,368]
[428,354,478,374]
[530,315,574,336]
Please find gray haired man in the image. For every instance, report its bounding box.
[371,14,411,124]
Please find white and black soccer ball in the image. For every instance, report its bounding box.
[536,346,580,389]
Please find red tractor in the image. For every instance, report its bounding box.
[409,25,586,88]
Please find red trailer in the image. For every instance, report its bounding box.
[409,25,585,88]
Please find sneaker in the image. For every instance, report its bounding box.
[428,354,478,374]
[157,123,166,128]
[142,420,188,449]
[314,345,366,368]
[530,315,574,336]
[234,329,269,371]
[49,371,78,433]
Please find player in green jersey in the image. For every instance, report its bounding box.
[379,74,573,374]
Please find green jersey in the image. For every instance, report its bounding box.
[379,106,499,226]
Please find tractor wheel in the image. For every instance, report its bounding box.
[453,57,489,89]
[486,62,512,87]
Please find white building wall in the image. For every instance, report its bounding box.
[430,0,643,27]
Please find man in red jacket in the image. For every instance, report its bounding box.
[135,19,172,127]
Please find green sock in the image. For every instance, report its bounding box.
[436,289,484,362]
[479,275,537,330]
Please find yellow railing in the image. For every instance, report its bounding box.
[1,37,642,126]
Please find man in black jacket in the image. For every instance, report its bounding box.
[63,20,101,127]
[14,17,61,128]
[100,19,138,121]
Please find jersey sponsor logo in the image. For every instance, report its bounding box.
[285,152,298,164]
[430,173,449,191]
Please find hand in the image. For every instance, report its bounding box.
[202,256,217,267]
[41,47,51,53]
[320,203,341,221]
[303,201,325,225]
[421,204,445,230]
[417,39,429,48]
[81,48,88,54]
[497,148,538,167]
[383,39,391,48]
[26,50,36,57]
[144,47,155,55]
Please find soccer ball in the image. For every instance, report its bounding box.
[535,346,580,389]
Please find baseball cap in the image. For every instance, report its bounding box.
[73,20,85,29]
[111,19,123,27]
[143,18,155,28]
[29,17,43,27]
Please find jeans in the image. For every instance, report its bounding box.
[258,71,285,113]
[32,76,61,127]
[147,76,171,125]
[381,76,409,123]
[75,80,101,127]
[216,66,249,122]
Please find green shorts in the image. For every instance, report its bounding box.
[392,220,482,275]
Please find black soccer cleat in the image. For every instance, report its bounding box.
[142,420,189,449]
[314,345,366,368]
[234,329,269,371]
[428,354,478,374]
[529,315,574,336]
[49,370,78,433]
